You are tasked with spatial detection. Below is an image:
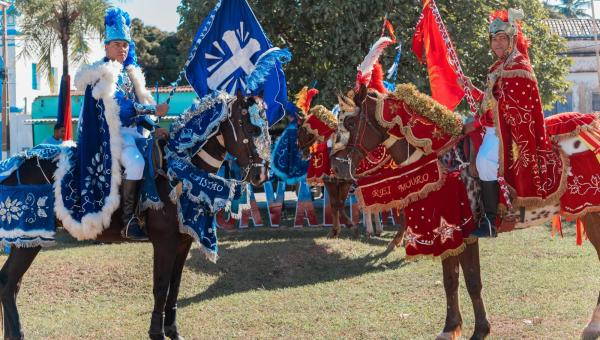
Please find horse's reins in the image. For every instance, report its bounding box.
[334,94,386,179]
[227,99,267,183]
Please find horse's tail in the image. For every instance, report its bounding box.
[1,299,4,339]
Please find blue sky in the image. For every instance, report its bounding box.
[115,1,600,33]
[112,0,182,32]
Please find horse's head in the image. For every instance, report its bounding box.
[296,105,338,160]
[330,84,388,180]
[220,91,271,187]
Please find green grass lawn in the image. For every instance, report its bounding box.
[7,224,600,339]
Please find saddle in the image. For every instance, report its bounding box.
[134,137,166,180]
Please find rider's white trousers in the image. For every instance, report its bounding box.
[476,127,499,181]
[120,127,145,180]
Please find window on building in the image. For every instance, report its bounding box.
[545,93,573,117]
[593,93,600,112]
[31,63,38,90]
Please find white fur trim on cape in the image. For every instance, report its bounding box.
[53,60,125,240]
[126,65,156,105]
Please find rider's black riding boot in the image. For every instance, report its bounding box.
[121,179,148,241]
[471,180,499,238]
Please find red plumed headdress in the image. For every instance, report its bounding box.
[355,37,394,93]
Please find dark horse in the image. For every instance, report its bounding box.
[330,84,600,339]
[296,105,405,248]
[0,92,268,340]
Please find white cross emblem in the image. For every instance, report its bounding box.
[205,22,262,94]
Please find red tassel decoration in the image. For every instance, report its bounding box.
[576,218,585,246]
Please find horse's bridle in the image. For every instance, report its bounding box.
[227,98,269,182]
[333,93,386,179]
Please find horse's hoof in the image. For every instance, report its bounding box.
[165,325,184,340]
[386,241,397,252]
[471,320,491,339]
[148,332,166,340]
[435,327,461,340]
[582,324,600,340]
[327,230,339,239]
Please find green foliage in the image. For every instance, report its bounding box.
[130,18,181,85]
[176,0,570,109]
[16,0,109,90]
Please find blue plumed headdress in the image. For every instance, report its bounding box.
[104,7,137,67]
[104,7,132,44]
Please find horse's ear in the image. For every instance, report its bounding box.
[236,90,244,103]
[356,84,368,104]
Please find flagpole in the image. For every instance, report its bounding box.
[429,0,478,115]
[591,0,600,90]
[1,2,9,155]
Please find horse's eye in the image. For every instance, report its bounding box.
[345,117,355,129]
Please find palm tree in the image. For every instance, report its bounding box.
[542,1,567,18]
[553,0,591,19]
[15,0,109,90]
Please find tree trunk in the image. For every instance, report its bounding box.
[61,38,69,77]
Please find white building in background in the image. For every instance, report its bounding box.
[1,3,104,154]
[546,18,600,115]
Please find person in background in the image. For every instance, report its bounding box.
[42,123,65,145]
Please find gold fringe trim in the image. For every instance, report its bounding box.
[374,93,435,154]
[308,105,338,130]
[375,92,398,129]
[464,236,478,245]
[560,206,600,220]
[510,147,570,210]
[489,84,505,178]
[549,118,600,142]
[501,69,538,83]
[357,160,447,213]
[389,84,463,137]
[306,177,325,186]
[404,241,467,262]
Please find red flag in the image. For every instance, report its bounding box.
[412,0,464,111]
[57,74,72,140]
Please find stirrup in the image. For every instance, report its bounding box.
[471,215,497,238]
[121,217,148,241]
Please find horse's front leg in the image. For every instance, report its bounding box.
[374,213,383,236]
[148,223,179,340]
[436,255,462,340]
[163,236,193,340]
[364,212,374,237]
[459,240,490,339]
[581,213,600,340]
[0,246,41,340]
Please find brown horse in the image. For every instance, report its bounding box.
[296,106,405,249]
[330,84,600,339]
[0,93,268,340]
